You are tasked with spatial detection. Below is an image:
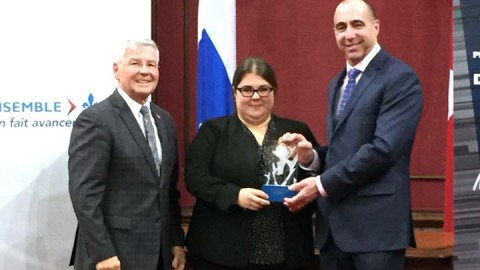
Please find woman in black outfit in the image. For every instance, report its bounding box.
[185,57,322,270]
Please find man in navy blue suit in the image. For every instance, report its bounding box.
[280,0,422,269]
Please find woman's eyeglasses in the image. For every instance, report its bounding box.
[236,85,273,97]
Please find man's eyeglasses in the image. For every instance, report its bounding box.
[236,85,273,97]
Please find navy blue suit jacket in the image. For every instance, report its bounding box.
[316,49,422,253]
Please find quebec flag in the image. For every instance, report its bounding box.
[197,0,236,128]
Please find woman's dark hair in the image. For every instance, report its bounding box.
[231,57,278,95]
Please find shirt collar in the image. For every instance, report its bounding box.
[117,87,151,115]
[346,43,381,73]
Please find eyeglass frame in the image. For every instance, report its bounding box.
[235,85,274,97]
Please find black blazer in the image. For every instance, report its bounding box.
[317,49,422,252]
[185,114,320,269]
[68,90,184,270]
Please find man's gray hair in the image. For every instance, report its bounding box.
[116,38,160,63]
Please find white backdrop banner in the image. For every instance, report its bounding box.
[0,0,151,268]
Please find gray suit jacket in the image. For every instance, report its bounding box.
[316,49,422,252]
[68,90,184,270]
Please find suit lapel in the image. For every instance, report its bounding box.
[327,71,345,138]
[151,105,169,185]
[330,49,387,138]
[334,70,376,127]
[111,90,159,178]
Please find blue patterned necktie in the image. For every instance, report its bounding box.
[337,68,361,116]
[140,106,161,176]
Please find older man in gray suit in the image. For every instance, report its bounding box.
[68,38,185,270]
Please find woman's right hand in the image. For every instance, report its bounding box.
[237,188,270,211]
